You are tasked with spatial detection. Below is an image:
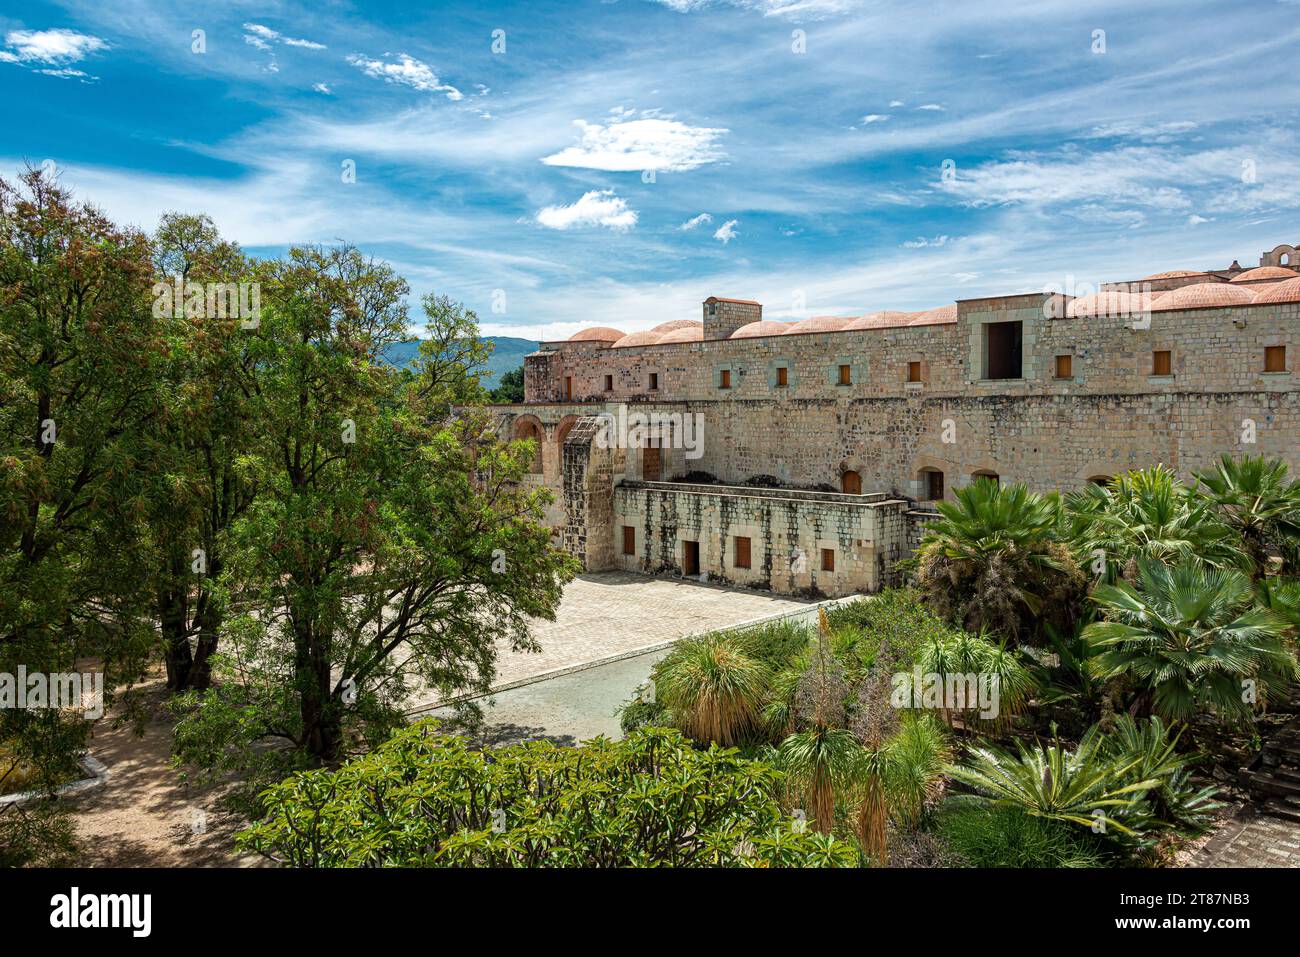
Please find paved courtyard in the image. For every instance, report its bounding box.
[406,571,818,714]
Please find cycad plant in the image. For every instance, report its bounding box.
[1094,715,1222,834]
[946,731,1156,837]
[916,480,1086,644]
[653,631,770,746]
[1193,454,1300,577]
[1066,465,1243,582]
[1084,559,1297,723]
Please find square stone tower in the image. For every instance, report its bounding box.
[702,296,762,339]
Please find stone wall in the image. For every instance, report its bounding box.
[612,480,912,597]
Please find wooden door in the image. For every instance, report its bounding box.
[682,540,699,577]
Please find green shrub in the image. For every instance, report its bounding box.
[238,722,858,867]
[935,801,1108,868]
[617,682,668,735]
[825,588,962,668]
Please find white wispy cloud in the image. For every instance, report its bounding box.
[713,219,739,243]
[347,52,462,99]
[860,114,890,124]
[242,23,326,51]
[536,190,638,231]
[902,235,952,248]
[0,28,107,79]
[916,103,945,111]
[679,212,713,230]
[313,83,333,95]
[541,110,727,172]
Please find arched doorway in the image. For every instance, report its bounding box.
[512,417,544,474]
[971,470,1000,486]
[841,470,862,495]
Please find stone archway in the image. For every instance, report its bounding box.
[512,414,545,474]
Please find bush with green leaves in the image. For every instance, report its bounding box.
[945,715,1220,847]
[935,802,1108,868]
[237,722,857,867]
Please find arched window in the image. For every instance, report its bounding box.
[513,419,544,473]
[1087,475,1112,488]
[971,471,1000,486]
[841,470,862,495]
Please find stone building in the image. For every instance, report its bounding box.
[496,248,1300,598]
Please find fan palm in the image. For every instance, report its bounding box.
[917,480,1086,643]
[1193,454,1300,577]
[1066,465,1243,582]
[1083,559,1297,723]
[653,631,770,746]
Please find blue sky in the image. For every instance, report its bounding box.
[2,0,1299,339]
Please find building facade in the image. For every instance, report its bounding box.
[497,248,1300,598]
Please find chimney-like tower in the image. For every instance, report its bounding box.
[702,296,762,340]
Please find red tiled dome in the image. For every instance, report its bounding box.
[1251,277,1300,304]
[568,326,626,342]
[611,329,665,348]
[1067,290,1152,318]
[844,311,916,330]
[906,304,958,326]
[783,315,853,334]
[1150,282,1256,310]
[1141,269,1204,281]
[648,319,702,334]
[656,326,704,343]
[1230,266,1297,283]
[730,320,790,338]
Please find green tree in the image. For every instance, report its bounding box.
[178,246,575,762]
[1193,454,1300,577]
[237,723,856,867]
[0,167,162,858]
[1084,559,1297,723]
[1066,465,1243,583]
[147,211,259,690]
[916,480,1086,644]
[489,365,525,404]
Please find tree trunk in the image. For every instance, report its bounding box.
[295,618,340,762]
[158,582,191,691]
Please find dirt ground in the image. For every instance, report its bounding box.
[65,678,256,867]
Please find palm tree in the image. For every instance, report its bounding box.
[777,725,860,836]
[1083,559,1297,723]
[1066,465,1244,582]
[653,631,770,746]
[916,480,1086,644]
[1193,454,1300,577]
[914,629,1037,731]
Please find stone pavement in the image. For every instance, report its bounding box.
[406,570,818,713]
[1187,806,1300,867]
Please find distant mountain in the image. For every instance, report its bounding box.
[382,336,537,384]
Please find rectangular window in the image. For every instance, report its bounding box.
[776,366,788,387]
[907,361,922,383]
[564,376,573,400]
[1054,354,1072,379]
[648,372,659,390]
[1265,345,1286,373]
[838,364,852,386]
[604,374,613,391]
[983,321,1023,380]
[820,548,835,572]
[622,526,635,556]
[925,470,945,502]
[719,369,731,389]
[734,536,751,569]
[1152,350,1172,376]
